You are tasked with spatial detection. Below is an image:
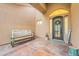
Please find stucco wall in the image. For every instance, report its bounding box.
[0,4,36,45]
[35,10,49,39]
[71,3,79,48]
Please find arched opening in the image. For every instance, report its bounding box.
[49,9,69,17]
[49,9,70,43]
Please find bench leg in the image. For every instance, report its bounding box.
[11,41,15,47]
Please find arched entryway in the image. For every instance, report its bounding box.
[49,9,70,43]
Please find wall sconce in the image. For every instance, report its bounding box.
[37,20,43,24]
[36,14,43,24]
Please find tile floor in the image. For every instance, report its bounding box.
[0,38,68,56]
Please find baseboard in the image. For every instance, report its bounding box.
[0,42,10,46]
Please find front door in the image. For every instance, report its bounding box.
[53,16,64,40]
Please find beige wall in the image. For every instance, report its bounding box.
[0,3,73,45]
[35,10,49,38]
[0,3,50,45]
[71,4,79,48]
[0,4,36,45]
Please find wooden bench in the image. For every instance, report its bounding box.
[11,30,35,47]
